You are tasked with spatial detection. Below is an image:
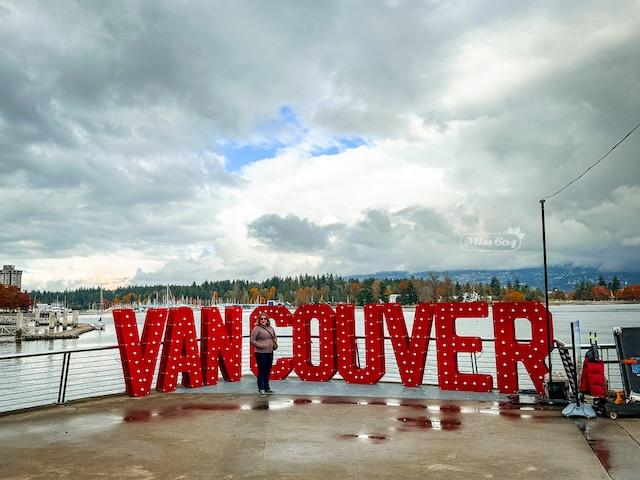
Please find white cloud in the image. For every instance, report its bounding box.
[1,0,639,291]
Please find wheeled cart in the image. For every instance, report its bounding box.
[606,401,640,419]
[606,327,640,419]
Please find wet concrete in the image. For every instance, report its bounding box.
[0,380,638,479]
[573,416,640,480]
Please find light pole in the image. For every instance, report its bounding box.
[540,199,553,390]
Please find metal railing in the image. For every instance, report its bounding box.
[1,324,52,336]
[0,338,623,414]
[1,346,125,414]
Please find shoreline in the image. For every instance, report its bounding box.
[2,299,637,322]
[544,300,640,306]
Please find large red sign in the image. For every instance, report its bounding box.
[113,302,552,397]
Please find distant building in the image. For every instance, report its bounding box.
[1,264,22,289]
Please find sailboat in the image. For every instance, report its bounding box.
[94,286,106,330]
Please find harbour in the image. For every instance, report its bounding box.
[2,303,639,390]
[1,302,638,409]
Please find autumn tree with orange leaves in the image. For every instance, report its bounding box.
[590,285,610,301]
[502,290,525,302]
[620,284,640,300]
[349,283,360,304]
[249,287,260,303]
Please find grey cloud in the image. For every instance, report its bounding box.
[248,214,329,252]
[308,206,458,274]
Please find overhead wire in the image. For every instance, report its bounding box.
[539,122,639,390]
[543,121,640,201]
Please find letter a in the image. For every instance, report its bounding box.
[157,307,203,392]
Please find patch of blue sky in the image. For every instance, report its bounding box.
[216,106,368,171]
[277,105,300,126]
[218,142,283,172]
[217,105,304,172]
[310,136,368,157]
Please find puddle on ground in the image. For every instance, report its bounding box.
[340,433,388,443]
[124,402,242,422]
[397,416,461,431]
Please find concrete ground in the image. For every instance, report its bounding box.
[1,378,639,479]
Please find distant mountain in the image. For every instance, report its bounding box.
[348,266,640,292]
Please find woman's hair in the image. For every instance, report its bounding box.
[254,314,271,326]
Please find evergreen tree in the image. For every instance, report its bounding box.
[358,278,375,305]
[489,276,502,298]
[378,279,389,303]
[612,276,621,293]
[402,281,419,305]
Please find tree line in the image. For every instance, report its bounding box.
[28,273,543,310]
[567,275,639,301]
[1,273,637,312]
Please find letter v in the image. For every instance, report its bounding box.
[384,303,435,387]
[114,308,167,397]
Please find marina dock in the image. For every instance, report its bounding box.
[0,310,96,341]
[1,378,639,479]
[21,323,96,340]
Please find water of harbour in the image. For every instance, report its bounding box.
[1,303,638,394]
[2,302,638,354]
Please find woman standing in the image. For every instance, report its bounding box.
[250,313,277,396]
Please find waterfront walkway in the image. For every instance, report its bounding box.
[1,378,639,479]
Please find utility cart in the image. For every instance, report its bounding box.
[606,327,640,419]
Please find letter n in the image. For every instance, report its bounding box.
[156,307,203,392]
[113,308,167,397]
[201,306,243,384]
[336,303,385,384]
[493,302,552,395]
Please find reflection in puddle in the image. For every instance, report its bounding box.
[397,416,461,431]
[124,402,243,422]
[340,433,388,443]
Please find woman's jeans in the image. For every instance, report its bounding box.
[254,352,273,391]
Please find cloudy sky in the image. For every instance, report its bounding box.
[2,1,639,292]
